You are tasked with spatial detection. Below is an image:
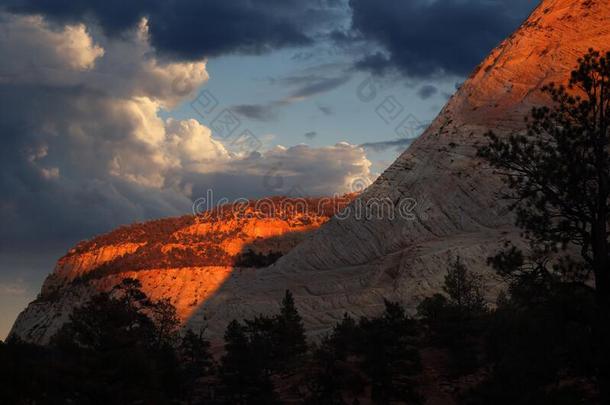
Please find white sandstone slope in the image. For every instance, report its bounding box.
[190,0,610,338]
[11,0,610,343]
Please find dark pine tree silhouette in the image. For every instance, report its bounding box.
[220,320,278,404]
[220,320,250,402]
[150,298,181,349]
[305,314,364,404]
[357,300,421,404]
[417,258,488,375]
[478,49,610,401]
[52,290,156,352]
[443,256,487,315]
[179,328,215,403]
[417,256,487,333]
[180,328,213,373]
[49,279,183,403]
[275,289,307,363]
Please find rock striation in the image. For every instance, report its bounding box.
[10,196,354,343]
[11,0,610,344]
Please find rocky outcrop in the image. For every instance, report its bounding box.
[188,0,610,338]
[11,0,610,344]
[10,197,353,343]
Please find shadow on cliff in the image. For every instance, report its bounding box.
[181,229,319,339]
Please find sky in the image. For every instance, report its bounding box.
[0,0,538,339]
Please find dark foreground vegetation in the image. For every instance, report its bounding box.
[0,259,600,404]
[234,249,284,268]
[1,49,608,405]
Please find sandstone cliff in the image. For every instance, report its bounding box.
[189,0,610,339]
[11,0,610,344]
[10,196,354,343]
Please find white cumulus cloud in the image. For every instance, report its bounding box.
[0,11,374,256]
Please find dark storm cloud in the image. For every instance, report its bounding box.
[0,84,190,250]
[2,0,149,34]
[417,84,438,100]
[3,0,345,59]
[353,52,392,76]
[289,75,351,100]
[360,138,413,153]
[347,0,538,77]
[147,1,313,60]
[3,0,537,74]
[317,104,333,115]
[232,104,277,121]
[236,72,351,120]
[270,67,352,98]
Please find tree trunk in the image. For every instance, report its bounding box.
[593,208,610,404]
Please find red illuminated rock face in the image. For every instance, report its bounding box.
[11,0,610,344]
[10,196,354,343]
